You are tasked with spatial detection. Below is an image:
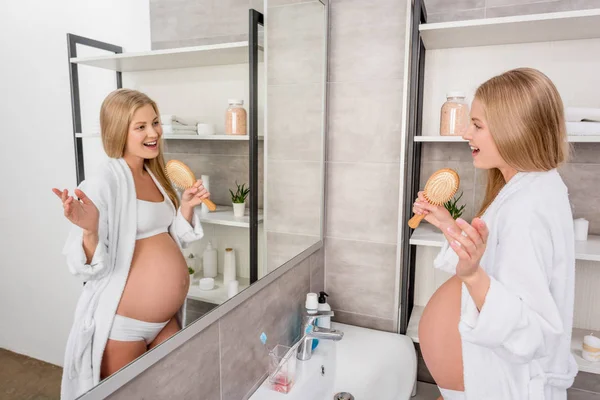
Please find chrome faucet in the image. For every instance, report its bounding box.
[296,310,344,361]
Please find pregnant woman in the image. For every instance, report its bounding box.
[414,68,577,399]
[53,89,210,399]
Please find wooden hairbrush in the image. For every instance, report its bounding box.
[408,168,460,229]
[165,160,217,212]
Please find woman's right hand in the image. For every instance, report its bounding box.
[412,191,455,232]
[52,188,99,234]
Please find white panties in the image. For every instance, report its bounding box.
[438,387,465,400]
[108,314,169,345]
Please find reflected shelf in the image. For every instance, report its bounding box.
[187,274,250,305]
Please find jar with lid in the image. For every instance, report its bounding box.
[225,99,247,135]
[440,92,470,136]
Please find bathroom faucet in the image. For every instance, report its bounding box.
[296,310,344,361]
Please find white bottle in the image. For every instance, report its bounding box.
[317,291,331,328]
[223,248,236,285]
[203,242,217,278]
[200,175,210,214]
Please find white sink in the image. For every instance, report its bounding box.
[250,322,417,400]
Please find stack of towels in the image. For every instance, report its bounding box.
[566,107,600,136]
[161,115,197,135]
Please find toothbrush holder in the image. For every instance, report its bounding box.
[268,344,296,394]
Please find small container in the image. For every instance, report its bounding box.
[227,280,239,298]
[317,291,331,329]
[574,218,590,241]
[232,202,245,218]
[199,277,215,291]
[440,92,469,136]
[268,345,297,394]
[197,123,215,135]
[583,334,600,362]
[225,99,247,135]
[223,248,237,285]
[203,242,218,278]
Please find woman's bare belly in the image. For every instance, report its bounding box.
[116,233,189,323]
[419,275,464,390]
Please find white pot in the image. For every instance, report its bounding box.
[233,202,245,217]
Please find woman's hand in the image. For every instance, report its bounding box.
[445,218,489,281]
[181,179,210,212]
[52,188,99,234]
[412,191,455,232]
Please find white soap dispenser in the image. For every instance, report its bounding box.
[316,291,331,328]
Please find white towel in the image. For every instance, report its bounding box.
[566,121,600,136]
[160,114,194,126]
[565,107,600,123]
[162,125,198,135]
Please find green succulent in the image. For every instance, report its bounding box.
[188,267,195,275]
[230,181,250,203]
[444,191,466,220]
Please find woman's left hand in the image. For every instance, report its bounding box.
[446,217,489,281]
[181,179,210,210]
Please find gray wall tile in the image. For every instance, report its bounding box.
[266,160,322,235]
[152,35,249,50]
[569,144,600,164]
[572,371,600,393]
[332,309,395,332]
[327,80,404,163]
[267,84,324,162]
[325,238,397,319]
[559,163,600,234]
[326,162,400,244]
[427,8,485,23]
[567,389,600,399]
[486,0,570,18]
[486,0,556,7]
[421,142,474,162]
[165,138,256,157]
[107,323,221,400]
[310,247,325,293]
[567,0,600,10]
[329,0,405,82]
[266,231,320,272]
[423,0,485,14]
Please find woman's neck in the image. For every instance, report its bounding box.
[500,166,518,183]
[123,154,146,178]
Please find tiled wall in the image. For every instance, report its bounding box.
[149,0,264,49]
[424,0,600,23]
[265,0,325,272]
[324,0,407,332]
[107,248,325,400]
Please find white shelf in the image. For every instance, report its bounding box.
[410,224,600,262]
[407,305,424,343]
[199,205,263,228]
[75,133,264,141]
[571,328,600,375]
[70,41,264,72]
[187,274,250,305]
[420,9,600,50]
[414,136,600,143]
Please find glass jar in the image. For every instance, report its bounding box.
[440,92,469,136]
[225,99,247,135]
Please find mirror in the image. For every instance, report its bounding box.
[0,1,326,399]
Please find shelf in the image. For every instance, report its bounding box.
[199,205,263,228]
[414,136,600,143]
[70,41,264,72]
[75,133,264,141]
[571,328,600,375]
[410,224,600,261]
[187,274,250,305]
[407,305,424,343]
[420,9,600,50]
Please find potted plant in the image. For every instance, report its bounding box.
[230,181,249,218]
[444,191,466,220]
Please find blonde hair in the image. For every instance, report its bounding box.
[475,68,570,217]
[99,89,179,209]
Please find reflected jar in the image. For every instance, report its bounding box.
[225,99,247,135]
[440,92,469,136]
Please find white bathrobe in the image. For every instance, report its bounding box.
[60,158,204,400]
[434,169,578,399]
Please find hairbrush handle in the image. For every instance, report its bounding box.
[407,213,425,229]
[202,198,217,212]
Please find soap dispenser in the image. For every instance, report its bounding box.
[317,291,331,329]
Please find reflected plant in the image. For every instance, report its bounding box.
[444,191,466,220]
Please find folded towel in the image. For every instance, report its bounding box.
[160,115,194,126]
[565,107,600,123]
[162,125,198,135]
[566,121,600,136]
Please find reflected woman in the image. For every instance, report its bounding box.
[53,89,209,399]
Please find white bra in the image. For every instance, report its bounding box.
[136,197,174,240]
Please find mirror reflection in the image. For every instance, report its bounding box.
[0,1,326,399]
